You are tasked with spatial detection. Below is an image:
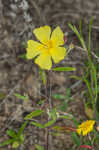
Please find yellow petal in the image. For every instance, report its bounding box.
[77,129,81,135]
[26,40,43,59]
[77,120,95,136]
[51,26,64,46]
[83,130,88,136]
[33,26,51,44]
[50,47,66,63]
[35,52,52,70]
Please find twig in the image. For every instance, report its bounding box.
[91,51,99,62]
[70,80,82,90]
[92,25,99,30]
[75,45,99,63]
[59,111,73,119]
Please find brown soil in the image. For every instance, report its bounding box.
[0,0,99,150]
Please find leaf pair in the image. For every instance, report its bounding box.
[0,121,27,148]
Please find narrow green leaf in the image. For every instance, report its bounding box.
[59,115,72,120]
[53,126,62,131]
[72,132,81,146]
[70,75,82,80]
[24,109,43,120]
[6,129,16,138]
[83,78,93,103]
[35,144,44,150]
[14,93,29,101]
[91,63,98,103]
[0,139,14,147]
[44,120,56,127]
[53,67,76,72]
[51,132,61,137]
[69,23,86,49]
[31,122,44,128]
[17,121,28,137]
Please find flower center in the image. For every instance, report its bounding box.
[46,40,53,49]
[39,40,53,54]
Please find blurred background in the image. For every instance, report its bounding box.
[0,0,99,149]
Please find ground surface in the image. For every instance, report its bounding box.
[0,0,99,150]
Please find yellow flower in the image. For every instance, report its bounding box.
[26,26,66,70]
[77,120,95,136]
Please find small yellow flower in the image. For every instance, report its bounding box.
[77,120,95,136]
[26,26,66,70]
